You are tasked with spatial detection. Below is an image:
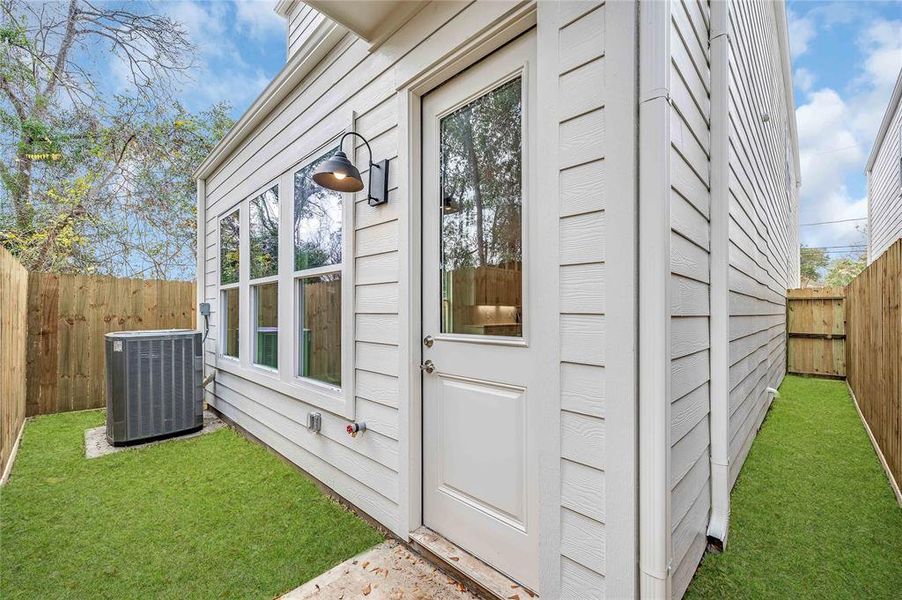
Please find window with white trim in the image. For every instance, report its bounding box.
[293,147,343,387]
[219,208,240,359]
[249,185,279,370]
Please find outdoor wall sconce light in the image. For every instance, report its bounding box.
[313,131,389,206]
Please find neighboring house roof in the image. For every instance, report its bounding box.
[866,69,902,173]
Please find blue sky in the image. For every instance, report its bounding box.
[161,0,901,257]
[153,0,285,115]
[787,1,901,255]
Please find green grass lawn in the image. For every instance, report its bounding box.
[687,375,902,599]
[0,410,383,599]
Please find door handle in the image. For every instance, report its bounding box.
[423,335,434,347]
[420,360,435,374]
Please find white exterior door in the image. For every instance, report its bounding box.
[421,31,539,590]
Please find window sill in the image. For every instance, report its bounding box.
[214,354,351,418]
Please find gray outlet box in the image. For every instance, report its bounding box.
[306,412,322,433]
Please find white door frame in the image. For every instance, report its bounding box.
[395,0,539,560]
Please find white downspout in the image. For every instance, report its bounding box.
[707,0,731,551]
[638,0,672,596]
[196,178,209,398]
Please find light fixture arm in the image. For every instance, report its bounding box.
[338,131,374,168]
[338,130,390,206]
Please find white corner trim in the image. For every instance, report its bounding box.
[707,0,731,550]
[773,1,801,185]
[193,20,347,180]
[865,70,902,173]
[638,0,672,597]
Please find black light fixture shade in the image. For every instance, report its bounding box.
[312,132,390,206]
[312,151,364,192]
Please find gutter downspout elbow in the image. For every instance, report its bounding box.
[707,0,731,553]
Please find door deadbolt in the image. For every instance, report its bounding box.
[423,335,434,347]
[420,360,435,374]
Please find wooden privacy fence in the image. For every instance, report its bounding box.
[1,248,28,480]
[845,239,901,503]
[26,273,196,416]
[786,287,846,378]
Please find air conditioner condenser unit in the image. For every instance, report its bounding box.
[105,329,204,445]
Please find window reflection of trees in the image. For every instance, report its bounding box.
[439,78,523,336]
[220,211,240,285]
[295,149,342,271]
[440,77,522,272]
[250,186,279,279]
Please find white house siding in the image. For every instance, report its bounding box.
[725,0,794,490]
[200,5,631,598]
[202,2,534,539]
[539,1,640,596]
[867,88,902,263]
[668,1,712,597]
[286,2,326,58]
[553,2,609,597]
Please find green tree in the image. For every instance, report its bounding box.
[800,245,828,286]
[0,0,232,278]
[824,254,866,287]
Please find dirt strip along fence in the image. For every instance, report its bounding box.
[26,272,196,416]
[845,239,901,501]
[1,247,28,478]
[786,287,847,378]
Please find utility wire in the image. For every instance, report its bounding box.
[799,217,867,226]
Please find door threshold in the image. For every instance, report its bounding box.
[409,527,538,600]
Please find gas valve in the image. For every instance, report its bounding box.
[346,422,367,438]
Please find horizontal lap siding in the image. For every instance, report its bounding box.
[669,1,712,597]
[557,2,608,596]
[287,4,325,58]
[867,97,902,263]
[726,0,794,490]
[200,1,500,538]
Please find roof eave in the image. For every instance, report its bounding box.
[193,20,346,181]
[865,69,902,173]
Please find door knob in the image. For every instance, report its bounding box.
[423,335,434,347]
[420,360,435,374]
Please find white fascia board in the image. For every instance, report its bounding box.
[193,19,346,180]
[865,69,902,173]
[274,0,298,19]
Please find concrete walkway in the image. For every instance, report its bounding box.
[279,540,480,600]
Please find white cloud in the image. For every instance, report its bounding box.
[788,11,816,58]
[234,0,283,40]
[795,15,902,251]
[148,0,281,113]
[794,67,816,93]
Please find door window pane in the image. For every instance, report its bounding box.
[220,210,239,285]
[254,282,278,369]
[222,288,239,358]
[295,149,342,271]
[298,274,341,386]
[439,77,523,337]
[250,186,279,279]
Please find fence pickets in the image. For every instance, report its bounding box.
[25,273,196,416]
[786,287,846,378]
[845,240,901,501]
[1,247,28,478]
